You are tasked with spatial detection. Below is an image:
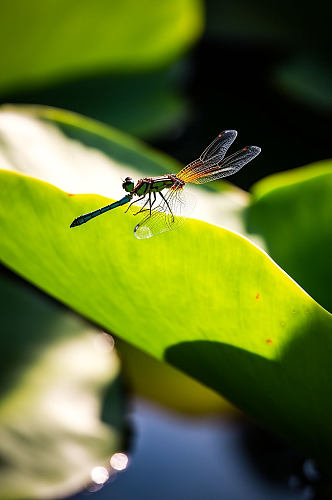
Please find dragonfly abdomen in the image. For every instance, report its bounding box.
[70,194,132,228]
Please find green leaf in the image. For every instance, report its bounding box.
[0,169,331,466]
[0,106,331,468]
[246,161,332,312]
[0,273,125,499]
[0,0,203,94]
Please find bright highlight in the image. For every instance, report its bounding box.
[91,466,109,484]
[110,452,129,471]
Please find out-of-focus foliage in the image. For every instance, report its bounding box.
[0,0,203,140]
[205,0,329,48]
[0,273,125,499]
[246,160,332,312]
[0,0,203,94]
[205,0,332,111]
[7,63,190,140]
[274,56,332,111]
[117,340,235,415]
[0,107,331,469]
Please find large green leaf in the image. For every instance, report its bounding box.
[0,0,203,94]
[0,169,331,466]
[247,161,332,312]
[0,272,125,499]
[0,107,331,468]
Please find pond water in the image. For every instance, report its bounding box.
[67,398,314,500]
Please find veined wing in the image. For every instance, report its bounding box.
[134,187,194,240]
[177,130,237,182]
[178,146,261,185]
[200,130,237,162]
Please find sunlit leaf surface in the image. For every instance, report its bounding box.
[0,107,331,468]
[0,273,125,499]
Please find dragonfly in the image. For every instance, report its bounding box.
[70,130,261,239]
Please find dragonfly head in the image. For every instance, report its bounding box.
[122,177,135,193]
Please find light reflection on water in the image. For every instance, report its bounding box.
[90,467,109,485]
[110,452,129,471]
[68,398,307,500]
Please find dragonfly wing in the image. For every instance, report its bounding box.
[200,130,238,163]
[193,146,261,184]
[177,130,238,183]
[134,188,194,239]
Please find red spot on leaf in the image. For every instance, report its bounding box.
[218,133,222,137]
[243,147,247,151]
[266,339,273,344]
[256,293,260,300]
[67,193,75,197]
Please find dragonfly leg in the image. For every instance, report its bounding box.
[149,192,156,217]
[151,192,157,216]
[134,192,157,216]
[159,191,174,222]
[134,196,150,215]
[125,195,146,213]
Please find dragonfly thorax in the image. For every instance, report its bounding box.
[132,175,184,197]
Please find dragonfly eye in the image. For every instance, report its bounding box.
[122,177,134,192]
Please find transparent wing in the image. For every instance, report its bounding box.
[200,130,238,163]
[193,146,261,184]
[177,130,238,183]
[134,188,195,240]
[178,146,261,185]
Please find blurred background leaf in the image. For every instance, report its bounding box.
[273,55,332,111]
[246,161,332,312]
[5,65,190,141]
[0,0,203,142]
[0,270,127,499]
[116,340,236,415]
[0,0,203,94]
